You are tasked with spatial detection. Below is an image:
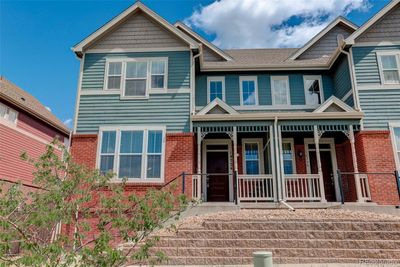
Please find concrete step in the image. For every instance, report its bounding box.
[199,220,400,231]
[155,238,400,250]
[174,229,400,240]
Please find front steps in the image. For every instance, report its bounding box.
[136,210,400,265]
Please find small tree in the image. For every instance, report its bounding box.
[0,141,187,267]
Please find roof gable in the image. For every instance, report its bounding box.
[346,0,400,44]
[197,98,238,115]
[73,2,198,55]
[290,17,358,60]
[313,96,354,113]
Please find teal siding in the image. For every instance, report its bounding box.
[76,94,190,133]
[82,51,190,90]
[359,89,400,130]
[352,45,400,85]
[332,57,351,99]
[195,73,334,108]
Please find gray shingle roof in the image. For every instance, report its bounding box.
[202,48,333,70]
[0,77,70,135]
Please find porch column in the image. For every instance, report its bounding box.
[269,125,278,202]
[196,127,202,200]
[233,126,239,204]
[314,125,327,203]
[348,125,363,202]
[278,125,285,201]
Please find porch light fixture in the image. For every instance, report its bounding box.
[297,150,303,158]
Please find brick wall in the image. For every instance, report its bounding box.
[355,131,399,205]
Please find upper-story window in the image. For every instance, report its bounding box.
[98,126,165,181]
[0,102,18,124]
[240,76,258,106]
[207,77,225,102]
[271,76,290,105]
[377,52,400,85]
[303,75,324,105]
[105,58,168,98]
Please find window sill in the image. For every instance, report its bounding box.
[120,95,149,100]
[109,179,164,184]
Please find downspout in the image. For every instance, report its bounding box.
[191,46,203,116]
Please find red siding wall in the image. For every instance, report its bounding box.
[17,112,63,142]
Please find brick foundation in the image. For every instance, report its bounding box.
[355,131,400,205]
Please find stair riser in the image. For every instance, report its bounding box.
[176,230,400,240]
[201,221,400,231]
[155,238,399,250]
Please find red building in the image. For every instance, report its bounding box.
[0,77,70,188]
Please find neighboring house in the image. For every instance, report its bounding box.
[70,1,400,206]
[0,77,70,189]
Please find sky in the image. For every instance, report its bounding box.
[0,0,391,129]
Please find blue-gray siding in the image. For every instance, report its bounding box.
[76,94,190,133]
[352,45,400,85]
[195,73,334,108]
[82,51,191,90]
[332,57,352,100]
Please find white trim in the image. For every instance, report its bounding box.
[202,139,233,202]
[357,84,400,90]
[304,138,340,201]
[376,51,400,85]
[349,47,361,111]
[81,88,190,95]
[207,76,225,103]
[72,2,198,53]
[198,105,319,111]
[196,98,238,116]
[174,22,233,61]
[96,125,166,183]
[291,17,358,59]
[352,41,400,47]
[341,90,353,102]
[345,0,400,44]
[313,96,355,113]
[281,138,296,174]
[239,76,258,106]
[389,122,400,171]
[85,47,190,53]
[73,53,85,133]
[242,138,265,175]
[271,76,291,106]
[303,75,325,105]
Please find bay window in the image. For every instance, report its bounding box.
[377,52,400,84]
[98,126,165,181]
[104,58,168,97]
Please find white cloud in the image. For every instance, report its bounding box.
[63,118,73,128]
[185,0,370,49]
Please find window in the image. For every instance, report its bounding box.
[242,139,264,175]
[271,76,290,105]
[303,76,324,105]
[282,139,295,174]
[377,52,400,84]
[98,126,165,181]
[390,123,400,170]
[104,58,168,97]
[0,102,18,124]
[240,76,258,106]
[207,77,225,102]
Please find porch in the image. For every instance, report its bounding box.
[191,121,370,204]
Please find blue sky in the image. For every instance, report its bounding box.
[0,0,391,128]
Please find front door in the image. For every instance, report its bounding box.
[309,150,336,201]
[206,151,229,201]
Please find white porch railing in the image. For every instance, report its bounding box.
[192,175,201,200]
[284,174,322,201]
[359,174,371,201]
[238,174,274,202]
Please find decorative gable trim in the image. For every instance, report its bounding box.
[346,0,400,45]
[313,96,354,113]
[174,22,233,61]
[290,17,358,60]
[72,2,198,56]
[197,98,238,115]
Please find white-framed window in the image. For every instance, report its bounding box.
[0,102,18,124]
[97,126,165,181]
[389,122,400,170]
[104,58,168,98]
[377,51,400,85]
[242,138,264,175]
[282,138,296,174]
[239,76,258,106]
[271,76,290,105]
[207,76,225,103]
[303,75,324,105]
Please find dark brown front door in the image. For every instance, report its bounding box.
[309,150,336,202]
[206,151,229,201]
